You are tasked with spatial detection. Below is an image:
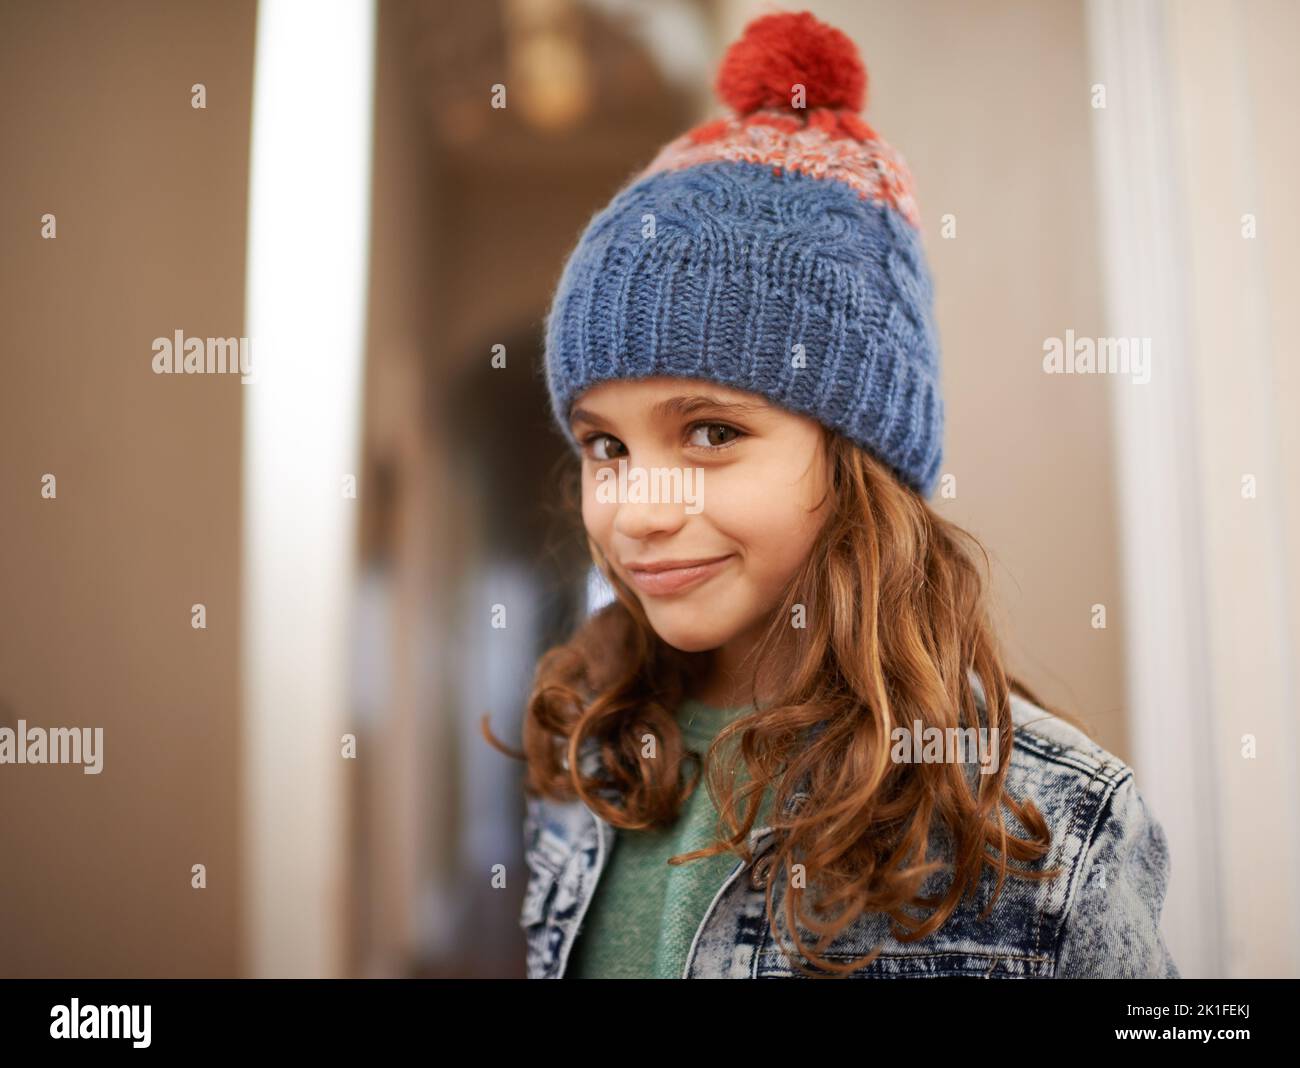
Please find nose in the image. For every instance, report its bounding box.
[612,492,688,541]
[597,454,693,541]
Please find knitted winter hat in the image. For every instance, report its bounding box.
[543,10,942,497]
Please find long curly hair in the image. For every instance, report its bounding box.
[489,426,1088,976]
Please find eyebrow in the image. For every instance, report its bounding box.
[569,393,769,431]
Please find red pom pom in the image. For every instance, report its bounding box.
[715,11,867,115]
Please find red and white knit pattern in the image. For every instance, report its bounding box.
[636,108,922,228]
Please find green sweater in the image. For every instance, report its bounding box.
[567,698,773,979]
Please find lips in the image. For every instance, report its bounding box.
[622,554,734,596]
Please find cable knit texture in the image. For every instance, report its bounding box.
[541,11,944,498]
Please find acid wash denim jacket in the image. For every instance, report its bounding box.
[518,679,1180,979]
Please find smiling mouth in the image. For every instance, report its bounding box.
[622,555,734,596]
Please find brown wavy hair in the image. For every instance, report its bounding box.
[487,426,1089,977]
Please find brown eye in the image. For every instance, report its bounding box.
[688,422,741,449]
[586,433,627,460]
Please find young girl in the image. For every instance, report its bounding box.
[499,10,1178,979]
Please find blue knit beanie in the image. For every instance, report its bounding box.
[543,10,942,498]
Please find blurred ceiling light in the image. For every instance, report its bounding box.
[581,0,712,97]
[504,0,592,132]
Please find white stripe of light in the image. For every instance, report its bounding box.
[241,0,376,978]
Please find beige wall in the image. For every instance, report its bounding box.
[0,0,256,976]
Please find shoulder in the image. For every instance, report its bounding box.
[1003,688,1133,826]
[967,670,1133,832]
[996,681,1152,876]
[998,687,1179,977]
[753,684,1177,977]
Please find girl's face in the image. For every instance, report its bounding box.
[570,377,832,658]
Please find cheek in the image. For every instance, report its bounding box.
[580,472,612,543]
[752,510,820,588]
[712,479,824,586]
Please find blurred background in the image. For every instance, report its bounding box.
[1,0,1296,979]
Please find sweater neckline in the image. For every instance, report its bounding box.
[677,697,751,743]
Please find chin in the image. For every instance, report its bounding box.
[642,613,735,655]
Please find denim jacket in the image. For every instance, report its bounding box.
[519,683,1180,978]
